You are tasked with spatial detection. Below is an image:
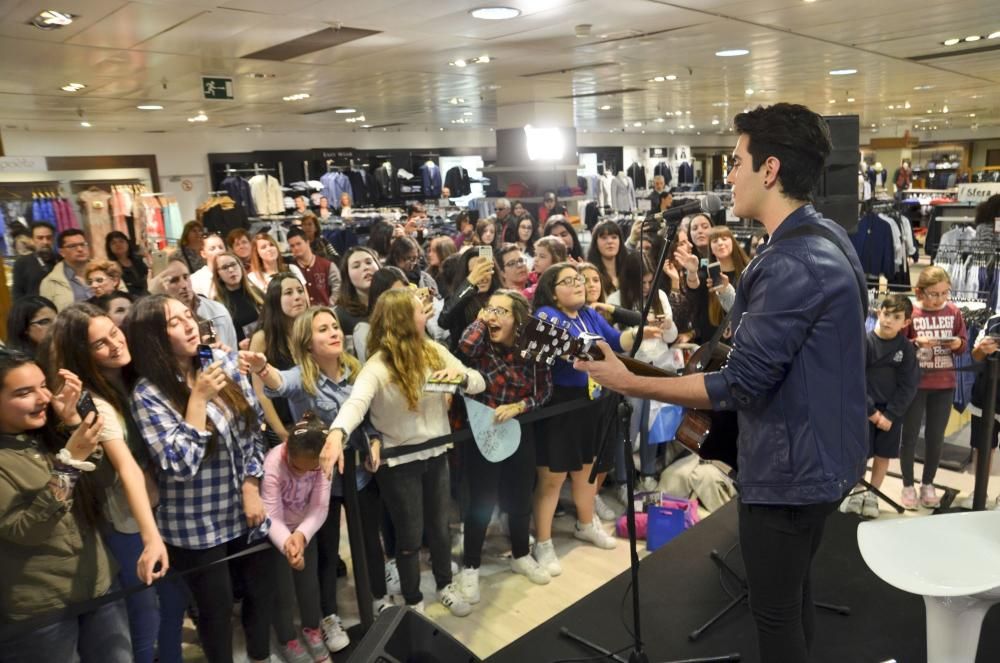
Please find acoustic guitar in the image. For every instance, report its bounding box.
[517,312,739,469]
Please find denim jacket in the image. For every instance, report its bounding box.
[704,205,868,505]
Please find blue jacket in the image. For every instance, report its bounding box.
[704,205,868,505]
[849,212,895,277]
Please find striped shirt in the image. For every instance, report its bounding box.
[131,350,266,550]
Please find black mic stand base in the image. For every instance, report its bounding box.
[567,398,739,663]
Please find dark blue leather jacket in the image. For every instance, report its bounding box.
[704,205,868,505]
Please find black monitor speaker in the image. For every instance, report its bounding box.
[815,115,861,233]
[347,606,482,663]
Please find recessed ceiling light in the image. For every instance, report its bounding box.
[943,38,961,46]
[449,97,466,105]
[665,75,677,81]
[926,109,933,113]
[888,104,895,109]
[653,76,665,82]
[688,124,695,129]
[599,104,611,110]
[476,55,491,64]
[61,83,86,92]
[829,99,836,104]
[632,122,642,127]
[655,118,665,123]
[452,59,467,67]
[829,69,857,75]
[989,31,1000,39]
[31,10,74,29]
[282,93,310,101]
[470,6,521,20]
[187,112,208,123]
[711,118,720,125]
[904,101,911,109]
[463,111,474,116]
[335,108,357,114]
[965,35,981,42]
[745,88,754,95]
[715,49,749,57]
[245,72,275,79]
[80,121,91,127]
[942,105,949,113]
[847,97,855,102]
[969,113,977,117]
[136,104,163,111]
[913,84,934,90]
[685,110,691,114]
[361,124,372,128]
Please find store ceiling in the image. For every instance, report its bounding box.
[0,0,997,138]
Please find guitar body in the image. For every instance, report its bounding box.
[678,343,739,470]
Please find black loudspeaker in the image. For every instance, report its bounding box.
[816,115,861,233]
[347,606,482,663]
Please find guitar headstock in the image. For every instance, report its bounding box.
[516,312,604,365]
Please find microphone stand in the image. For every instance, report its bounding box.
[563,214,739,663]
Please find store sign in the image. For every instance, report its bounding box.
[0,156,46,173]
[202,76,234,100]
[957,182,1000,204]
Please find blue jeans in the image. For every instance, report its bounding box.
[0,593,131,663]
[103,528,186,663]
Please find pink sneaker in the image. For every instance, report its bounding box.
[303,627,330,662]
[901,486,918,510]
[920,484,941,509]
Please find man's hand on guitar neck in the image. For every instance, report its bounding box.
[573,340,713,409]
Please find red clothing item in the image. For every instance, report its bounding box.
[298,254,333,306]
[905,301,967,390]
[458,319,552,411]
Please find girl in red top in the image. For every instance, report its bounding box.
[900,266,967,509]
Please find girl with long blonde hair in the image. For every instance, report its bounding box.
[323,289,486,617]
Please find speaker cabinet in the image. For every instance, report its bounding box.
[815,115,861,232]
[347,606,482,663]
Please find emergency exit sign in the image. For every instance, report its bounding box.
[202,76,234,100]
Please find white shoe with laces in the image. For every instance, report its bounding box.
[438,583,473,617]
[574,520,617,550]
[457,567,480,604]
[373,595,393,614]
[594,494,617,521]
[511,554,551,585]
[533,539,562,577]
[320,614,350,653]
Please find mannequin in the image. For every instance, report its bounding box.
[611,171,636,212]
[860,160,872,201]
[873,162,886,190]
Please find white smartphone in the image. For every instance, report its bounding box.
[478,245,493,262]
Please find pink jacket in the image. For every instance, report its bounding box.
[261,444,331,550]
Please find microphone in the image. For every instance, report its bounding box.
[650,193,723,222]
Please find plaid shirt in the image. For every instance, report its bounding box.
[459,319,552,411]
[131,350,265,550]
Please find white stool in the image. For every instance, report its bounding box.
[857,511,1000,663]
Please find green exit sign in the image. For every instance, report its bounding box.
[202,76,234,100]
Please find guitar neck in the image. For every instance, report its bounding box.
[573,338,678,379]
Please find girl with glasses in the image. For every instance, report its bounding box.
[899,266,968,509]
[212,251,264,347]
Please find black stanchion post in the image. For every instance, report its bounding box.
[973,354,998,511]
[343,447,375,629]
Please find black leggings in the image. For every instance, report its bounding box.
[165,536,274,663]
[462,428,536,568]
[738,499,839,663]
[900,388,953,486]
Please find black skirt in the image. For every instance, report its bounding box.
[535,386,617,473]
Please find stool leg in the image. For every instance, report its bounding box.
[923,595,995,663]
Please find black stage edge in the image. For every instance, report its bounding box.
[486,501,1000,663]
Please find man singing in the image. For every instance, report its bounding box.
[576,103,868,662]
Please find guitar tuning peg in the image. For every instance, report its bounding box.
[538,312,548,321]
[546,357,555,366]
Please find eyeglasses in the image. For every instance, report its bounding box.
[504,258,527,268]
[483,305,511,317]
[217,262,241,272]
[87,276,108,286]
[63,242,88,250]
[922,289,951,299]
[555,275,586,287]
[29,317,54,328]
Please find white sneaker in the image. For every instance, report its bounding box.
[574,520,617,550]
[410,601,425,615]
[861,491,880,519]
[511,554,551,585]
[841,492,864,515]
[533,538,562,577]
[594,494,617,521]
[437,583,472,617]
[320,614,350,653]
[450,560,459,575]
[457,567,480,604]
[617,484,629,507]
[958,494,974,510]
[385,558,401,596]
[638,476,659,493]
[373,595,393,614]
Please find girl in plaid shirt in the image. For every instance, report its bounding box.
[456,290,553,603]
[127,295,273,663]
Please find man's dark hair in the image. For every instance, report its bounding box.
[286,226,308,243]
[733,103,833,201]
[29,221,55,237]
[880,293,913,319]
[974,194,1000,227]
[57,228,86,249]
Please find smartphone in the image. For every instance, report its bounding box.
[198,319,217,345]
[707,261,722,282]
[478,245,493,263]
[76,389,98,422]
[196,344,214,370]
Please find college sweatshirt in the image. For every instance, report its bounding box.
[905,301,967,391]
[865,330,920,421]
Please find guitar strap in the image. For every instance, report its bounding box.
[703,221,868,361]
